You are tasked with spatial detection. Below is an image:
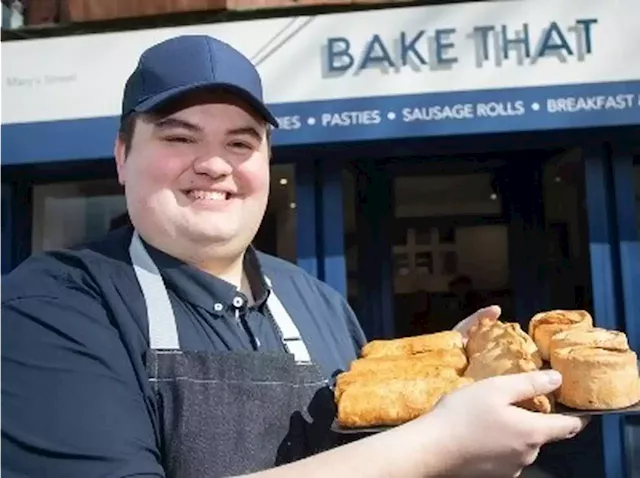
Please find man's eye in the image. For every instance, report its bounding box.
[229,141,252,150]
[164,136,195,144]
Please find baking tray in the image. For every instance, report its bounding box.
[331,421,390,434]
[331,400,640,434]
[553,400,640,416]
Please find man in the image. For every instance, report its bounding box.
[449,275,487,321]
[1,35,586,478]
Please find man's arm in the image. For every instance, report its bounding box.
[1,280,164,477]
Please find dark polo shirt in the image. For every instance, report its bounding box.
[1,226,366,478]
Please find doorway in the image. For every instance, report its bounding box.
[343,149,603,478]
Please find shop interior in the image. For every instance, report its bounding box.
[342,149,597,339]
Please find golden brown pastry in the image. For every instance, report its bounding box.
[350,347,468,375]
[498,323,543,369]
[549,327,629,357]
[466,317,507,357]
[550,345,640,410]
[528,310,593,361]
[334,365,460,401]
[466,319,542,368]
[337,376,473,428]
[361,330,463,359]
[464,342,552,413]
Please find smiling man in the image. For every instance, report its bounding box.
[2,35,586,478]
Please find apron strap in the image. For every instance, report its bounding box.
[129,231,180,350]
[129,230,312,362]
[264,277,312,364]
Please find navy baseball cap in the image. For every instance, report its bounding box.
[121,35,278,127]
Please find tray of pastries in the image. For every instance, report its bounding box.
[332,310,640,434]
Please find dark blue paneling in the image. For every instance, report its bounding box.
[353,163,395,340]
[584,150,627,478]
[294,160,319,278]
[318,160,347,297]
[495,159,549,325]
[2,116,120,165]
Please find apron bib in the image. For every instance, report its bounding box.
[130,232,338,478]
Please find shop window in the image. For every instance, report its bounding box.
[31,164,297,263]
[253,164,297,264]
[393,172,508,336]
[32,179,127,253]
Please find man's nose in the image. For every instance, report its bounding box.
[193,154,234,178]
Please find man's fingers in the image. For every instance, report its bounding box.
[471,370,563,404]
[453,305,502,335]
[478,305,502,321]
[535,414,590,443]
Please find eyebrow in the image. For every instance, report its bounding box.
[227,126,264,142]
[153,117,203,133]
[152,118,264,142]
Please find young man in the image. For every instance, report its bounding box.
[1,35,586,478]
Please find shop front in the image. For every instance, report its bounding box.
[2,0,639,476]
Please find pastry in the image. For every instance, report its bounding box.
[528,310,593,361]
[550,345,640,410]
[549,327,629,357]
[498,323,543,368]
[467,319,542,368]
[466,318,507,357]
[337,376,473,428]
[350,347,468,375]
[335,365,460,401]
[361,331,463,358]
[464,341,552,413]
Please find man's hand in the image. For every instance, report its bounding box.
[453,305,502,343]
[408,370,589,477]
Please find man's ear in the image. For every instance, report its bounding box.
[114,136,127,186]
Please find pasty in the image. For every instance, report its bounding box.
[337,376,474,428]
[550,345,640,410]
[464,342,552,413]
[466,317,507,357]
[467,319,542,368]
[361,330,463,359]
[498,323,543,368]
[528,310,593,361]
[350,347,468,375]
[335,365,460,401]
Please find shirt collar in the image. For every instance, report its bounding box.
[141,239,271,314]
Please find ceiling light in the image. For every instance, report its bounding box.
[289,202,296,209]
[279,178,288,185]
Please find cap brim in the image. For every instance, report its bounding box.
[133,82,279,128]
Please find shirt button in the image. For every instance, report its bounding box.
[232,296,244,308]
[213,303,224,312]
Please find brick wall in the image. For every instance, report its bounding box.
[22,0,414,26]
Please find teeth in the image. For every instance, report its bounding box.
[190,190,228,200]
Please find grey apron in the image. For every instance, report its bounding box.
[129,233,338,478]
